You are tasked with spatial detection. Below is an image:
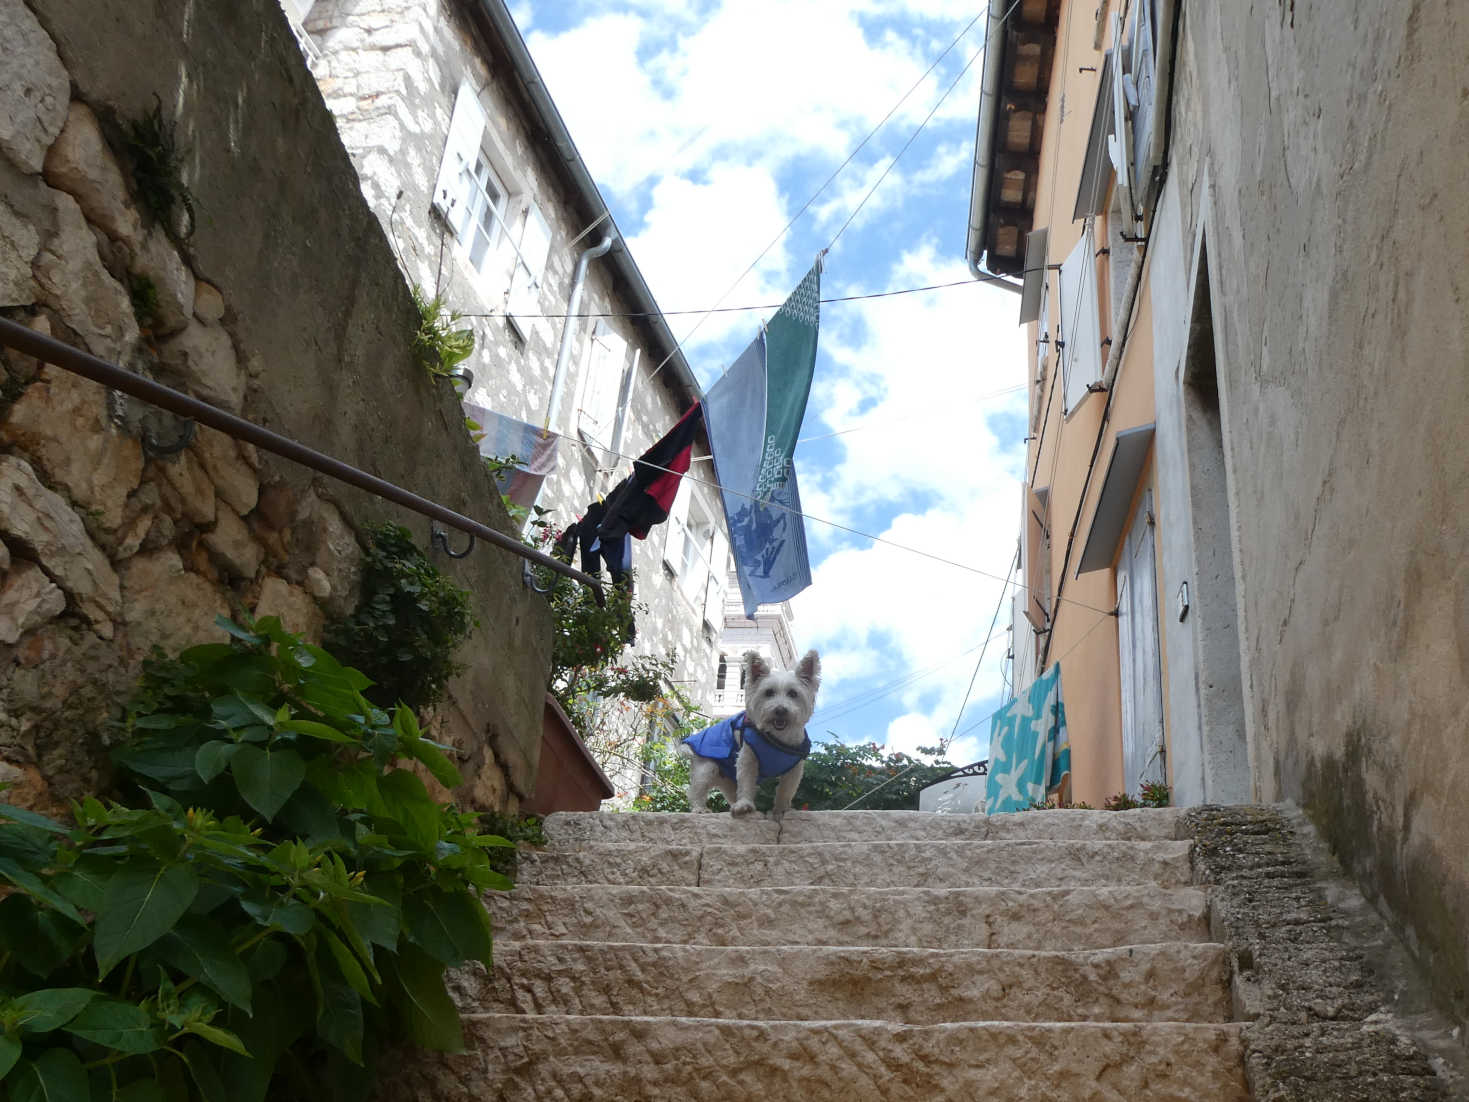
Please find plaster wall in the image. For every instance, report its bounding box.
[2,0,553,811]
[1180,0,1469,1026]
[300,0,724,740]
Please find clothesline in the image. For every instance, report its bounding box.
[452,274,1016,321]
[494,411,1117,619]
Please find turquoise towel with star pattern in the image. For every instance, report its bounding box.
[984,662,1071,814]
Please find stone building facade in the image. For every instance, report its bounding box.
[1,0,553,815]
[288,0,731,736]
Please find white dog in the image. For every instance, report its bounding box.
[682,650,820,819]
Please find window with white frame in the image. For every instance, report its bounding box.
[662,488,726,621]
[432,81,552,317]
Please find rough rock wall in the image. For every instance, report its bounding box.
[0,0,552,814]
[1182,0,1469,1033]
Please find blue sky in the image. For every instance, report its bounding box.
[515,0,1029,766]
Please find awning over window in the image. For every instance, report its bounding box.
[1077,423,1154,574]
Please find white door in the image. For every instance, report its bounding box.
[1117,491,1166,793]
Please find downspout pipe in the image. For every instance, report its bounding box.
[544,232,614,432]
[965,0,1024,296]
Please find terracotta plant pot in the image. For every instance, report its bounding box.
[523,693,615,815]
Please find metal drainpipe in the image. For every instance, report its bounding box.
[543,232,615,432]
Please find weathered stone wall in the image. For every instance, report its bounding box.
[300,0,726,758]
[1,0,552,814]
[1176,0,1469,1035]
[1185,805,1464,1098]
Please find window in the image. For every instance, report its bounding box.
[1059,224,1103,414]
[432,82,547,300]
[662,489,727,623]
[454,152,508,272]
[576,320,628,450]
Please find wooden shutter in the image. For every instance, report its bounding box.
[577,321,628,449]
[432,82,487,222]
[1129,0,1158,192]
[1059,228,1102,413]
[1117,491,1165,794]
[507,200,552,322]
[1023,487,1051,631]
[1107,12,1136,229]
[702,522,730,629]
[661,475,690,571]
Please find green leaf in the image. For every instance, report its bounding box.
[245,939,287,982]
[214,616,264,645]
[113,743,201,788]
[278,719,357,745]
[0,802,67,834]
[194,741,239,784]
[63,997,162,1053]
[385,944,463,1052]
[180,1039,229,1102]
[0,1035,19,1080]
[377,770,441,853]
[345,873,401,949]
[229,745,306,821]
[155,917,253,1012]
[94,862,200,977]
[307,758,383,816]
[409,738,463,789]
[6,988,96,1034]
[319,928,376,1004]
[0,858,82,925]
[315,974,364,1065]
[239,896,313,935]
[183,1020,249,1056]
[404,889,492,968]
[9,1048,89,1102]
[51,857,111,912]
[0,895,86,979]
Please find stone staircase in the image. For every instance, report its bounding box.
[442,809,1251,1100]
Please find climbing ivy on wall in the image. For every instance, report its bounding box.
[0,616,510,1100]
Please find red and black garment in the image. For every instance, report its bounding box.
[596,402,704,541]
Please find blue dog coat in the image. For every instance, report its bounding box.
[683,712,811,781]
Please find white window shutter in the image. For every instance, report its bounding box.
[1129,0,1158,187]
[1036,274,1051,382]
[577,321,628,449]
[702,523,730,628]
[1059,227,1102,413]
[507,201,552,320]
[433,82,487,222]
[662,479,690,571]
[1107,11,1135,227]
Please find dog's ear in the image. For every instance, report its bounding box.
[744,650,770,687]
[795,650,821,692]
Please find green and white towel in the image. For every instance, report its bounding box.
[985,663,1071,813]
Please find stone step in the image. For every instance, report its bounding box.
[400,1014,1249,1101]
[542,807,1186,846]
[466,940,1232,1024]
[516,839,1195,889]
[490,884,1212,950]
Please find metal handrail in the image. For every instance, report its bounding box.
[0,317,605,605]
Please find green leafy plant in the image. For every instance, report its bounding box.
[476,812,544,879]
[121,95,195,238]
[0,616,511,1100]
[128,274,160,333]
[323,525,475,713]
[411,287,474,379]
[1139,781,1171,808]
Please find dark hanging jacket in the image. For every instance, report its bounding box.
[597,402,704,541]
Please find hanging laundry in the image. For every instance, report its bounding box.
[706,262,821,616]
[984,662,1072,814]
[596,402,703,541]
[464,403,558,508]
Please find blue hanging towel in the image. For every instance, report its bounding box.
[683,712,811,781]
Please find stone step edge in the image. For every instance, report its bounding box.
[488,937,1230,958]
[459,1011,1247,1030]
[526,838,1194,852]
